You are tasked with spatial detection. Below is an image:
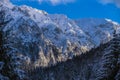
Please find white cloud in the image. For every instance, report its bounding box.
[38,0,75,5]
[99,0,120,8]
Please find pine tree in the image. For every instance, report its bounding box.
[97,30,120,80]
[0,29,26,80]
[115,33,120,80]
[0,27,10,80]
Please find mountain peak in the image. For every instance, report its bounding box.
[105,18,119,25]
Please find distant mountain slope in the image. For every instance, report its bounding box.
[75,18,120,46]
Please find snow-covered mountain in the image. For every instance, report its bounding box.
[75,18,120,46]
[1,0,120,80]
[0,0,120,67]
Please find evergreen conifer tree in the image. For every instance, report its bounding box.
[97,30,120,80]
[0,29,26,80]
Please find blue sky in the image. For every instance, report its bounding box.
[10,0,120,23]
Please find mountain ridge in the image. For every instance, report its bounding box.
[0,0,120,67]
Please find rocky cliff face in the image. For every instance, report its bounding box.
[27,34,120,80]
[0,0,120,80]
[28,43,108,80]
